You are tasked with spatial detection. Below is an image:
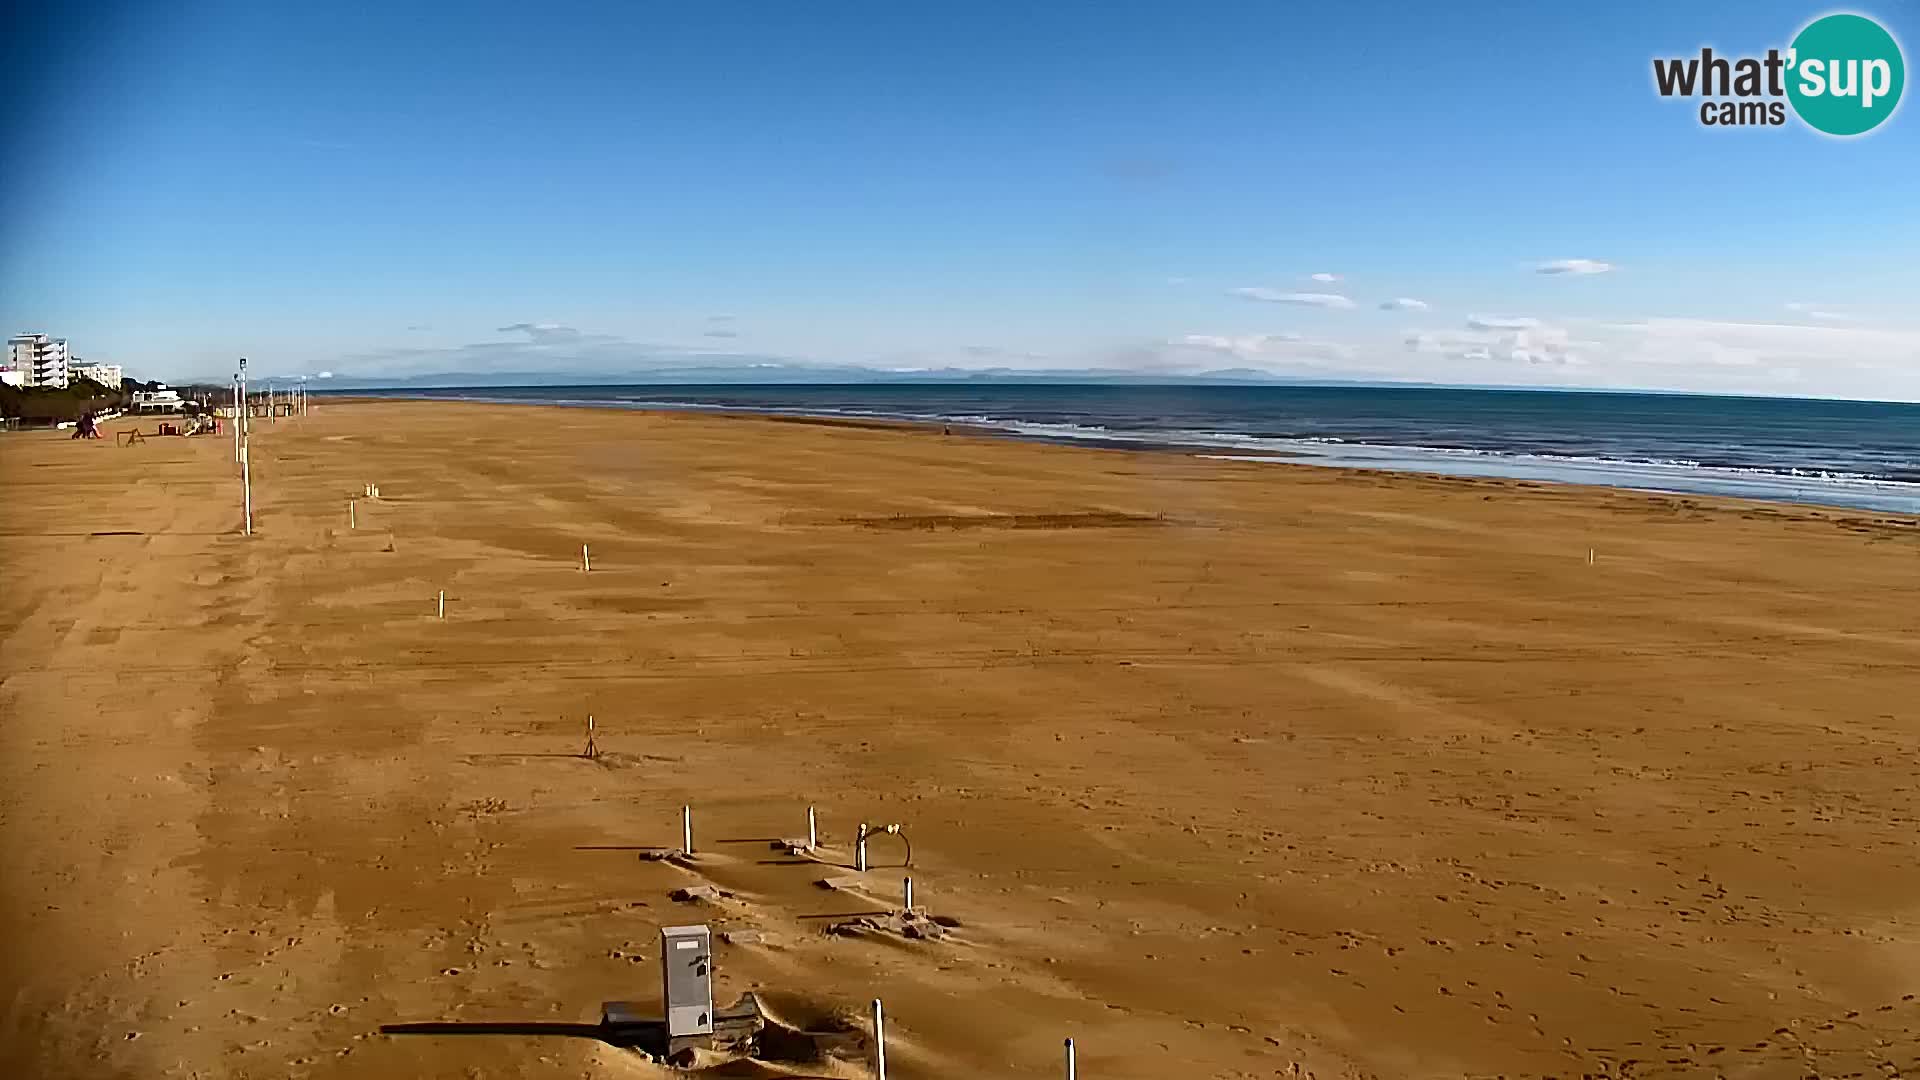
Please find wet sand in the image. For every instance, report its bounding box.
[3,399,1919,1079]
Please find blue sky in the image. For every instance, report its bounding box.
[3,1,1917,398]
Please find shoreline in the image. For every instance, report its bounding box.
[328,392,1920,525]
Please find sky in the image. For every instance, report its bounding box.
[2,1,1917,399]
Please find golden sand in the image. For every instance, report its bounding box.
[3,400,1918,1078]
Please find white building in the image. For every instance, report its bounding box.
[132,386,185,412]
[5,333,71,388]
[74,363,123,389]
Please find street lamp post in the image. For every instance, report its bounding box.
[238,358,252,536]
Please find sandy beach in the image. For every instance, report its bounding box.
[4,398,1919,1080]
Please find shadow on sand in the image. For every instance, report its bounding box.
[380,1017,662,1051]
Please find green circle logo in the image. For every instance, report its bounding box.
[1787,13,1905,135]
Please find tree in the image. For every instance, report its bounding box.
[0,377,131,423]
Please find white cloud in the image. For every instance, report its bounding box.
[311,311,1920,402]
[1784,303,1848,323]
[1466,314,1539,331]
[1309,272,1341,283]
[1535,258,1615,275]
[497,322,584,344]
[1600,319,1919,394]
[1231,287,1356,309]
[1168,332,1352,368]
[1408,316,1583,368]
[1177,332,1302,354]
[336,322,795,379]
[1398,315,1920,399]
[1379,297,1430,311]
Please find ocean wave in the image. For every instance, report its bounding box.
[675,402,1917,488]
[352,388,1920,511]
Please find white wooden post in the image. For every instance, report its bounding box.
[438,590,445,619]
[582,543,591,572]
[1065,1037,1077,1080]
[349,500,357,529]
[903,876,913,912]
[856,823,869,872]
[872,999,887,1080]
[682,805,693,855]
[807,805,817,850]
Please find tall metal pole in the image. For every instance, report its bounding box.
[239,359,252,535]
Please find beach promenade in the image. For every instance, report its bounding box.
[3,400,1919,1079]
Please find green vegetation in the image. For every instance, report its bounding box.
[0,377,128,424]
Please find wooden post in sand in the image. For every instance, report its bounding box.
[682,805,693,855]
[584,714,597,759]
[349,500,357,529]
[1065,1037,1077,1080]
[807,805,817,850]
[856,823,869,872]
[1588,548,1595,566]
[438,590,445,619]
[902,876,913,913]
[872,999,888,1080]
[582,544,591,573]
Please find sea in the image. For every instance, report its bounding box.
[360,384,1920,515]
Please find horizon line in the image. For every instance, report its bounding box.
[258,376,1920,408]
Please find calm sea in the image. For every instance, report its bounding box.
[361,384,1920,515]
